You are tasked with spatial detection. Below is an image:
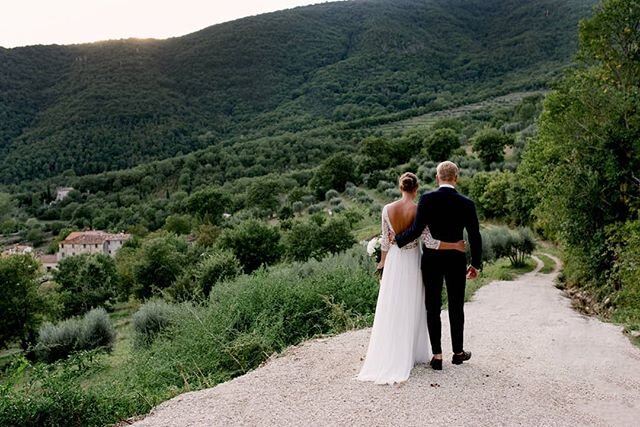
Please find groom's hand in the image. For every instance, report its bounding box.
[466,265,479,280]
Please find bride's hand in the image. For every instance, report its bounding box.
[454,240,466,252]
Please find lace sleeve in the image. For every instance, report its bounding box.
[421,226,441,250]
[381,207,392,252]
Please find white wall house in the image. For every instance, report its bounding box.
[57,231,131,261]
[1,244,34,257]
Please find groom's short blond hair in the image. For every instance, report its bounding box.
[437,161,459,182]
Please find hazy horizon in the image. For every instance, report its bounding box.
[1,0,335,48]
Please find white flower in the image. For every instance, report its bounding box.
[366,237,380,256]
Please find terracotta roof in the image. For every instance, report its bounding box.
[40,255,58,264]
[62,231,130,245]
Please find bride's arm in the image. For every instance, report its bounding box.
[378,208,392,269]
[423,226,465,252]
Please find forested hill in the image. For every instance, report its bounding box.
[0,0,596,184]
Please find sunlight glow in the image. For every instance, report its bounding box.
[0,0,331,48]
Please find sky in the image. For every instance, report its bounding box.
[0,0,330,48]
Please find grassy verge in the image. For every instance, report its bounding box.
[534,252,556,274]
[465,257,537,302]
[0,249,380,426]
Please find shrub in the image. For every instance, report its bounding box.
[81,308,116,350]
[132,300,177,349]
[132,233,189,299]
[480,226,536,267]
[284,218,356,262]
[1,250,378,426]
[164,214,192,235]
[292,201,304,213]
[329,197,343,206]
[606,220,640,329]
[376,180,394,192]
[309,153,357,198]
[384,188,401,199]
[35,308,116,363]
[0,255,43,349]
[424,128,461,161]
[355,193,373,204]
[308,204,323,214]
[325,189,340,200]
[195,250,242,297]
[471,128,513,170]
[54,254,119,317]
[219,219,282,273]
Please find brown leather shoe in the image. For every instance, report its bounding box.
[452,351,472,365]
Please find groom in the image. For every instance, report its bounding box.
[396,161,482,370]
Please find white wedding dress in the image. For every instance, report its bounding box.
[357,204,439,384]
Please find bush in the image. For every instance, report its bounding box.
[329,197,343,206]
[325,189,340,200]
[132,300,177,349]
[219,219,282,273]
[0,255,43,349]
[132,233,189,299]
[195,250,242,297]
[384,188,401,199]
[480,226,536,267]
[129,248,378,387]
[292,201,304,213]
[424,128,461,161]
[607,220,640,329]
[35,308,116,363]
[308,204,323,214]
[54,254,119,317]
[1,250,378,426]
[284,218,356,262]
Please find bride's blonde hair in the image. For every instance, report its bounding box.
[399,172,419,192]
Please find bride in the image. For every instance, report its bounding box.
[357,172,465,384]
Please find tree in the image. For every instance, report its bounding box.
[194,250,242,297]
[245,177,285,216]
[357,137,395,174]
[184,188,231,223]
[219,220,282,272]
[283,218,356,262]
[132,234,189,298]
[0,192,15,219]
[54,254,119,317]
[310,153,357,199]
[471,128,512,169]
[424,128,461,161]
[0,255,43,349]
[479,171,513,219]
[518,0,640,286]
[164,214,192,235]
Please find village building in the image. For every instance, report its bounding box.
[1,244,34,257]
[39,255,59,272]
[57,231,131,261]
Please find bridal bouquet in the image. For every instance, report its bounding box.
[366,236,382,263]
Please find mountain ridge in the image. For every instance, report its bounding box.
[0,0,597,184]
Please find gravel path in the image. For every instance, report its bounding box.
[133,255,640,427]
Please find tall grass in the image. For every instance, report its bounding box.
[1,249,379,426]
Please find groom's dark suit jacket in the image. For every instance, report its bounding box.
[396,186,482,269]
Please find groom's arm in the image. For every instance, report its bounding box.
[396,194,430,248]
[465,200,482,269]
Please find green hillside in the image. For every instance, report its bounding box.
[0,0,595,184]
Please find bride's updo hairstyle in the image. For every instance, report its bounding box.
[399,172,419,193]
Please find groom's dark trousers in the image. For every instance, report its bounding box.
[396,186,482,355]
[422,250,467,354]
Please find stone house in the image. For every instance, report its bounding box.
[57,231,131,261]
